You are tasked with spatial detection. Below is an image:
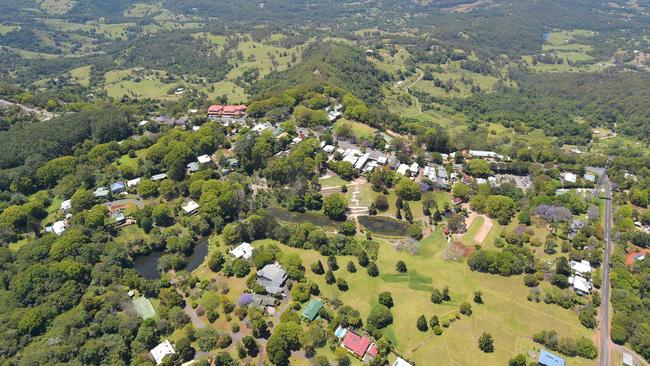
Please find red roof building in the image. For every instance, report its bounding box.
[342,331,371,358]
[208,105,247,117]
[366,343,378,358]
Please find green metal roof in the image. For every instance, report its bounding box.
[301,299,323,321]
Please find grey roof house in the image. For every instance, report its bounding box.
[256,263,288,294]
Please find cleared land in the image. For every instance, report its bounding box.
[252,230,594,366]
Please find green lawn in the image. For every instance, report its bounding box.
[0,25,20,35]
[335,119,378,140]
[69,66,91,86]
[461,216,484,246]
[252,229,594,366]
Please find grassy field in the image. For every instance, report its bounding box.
[335,119,378,140]
[461,216,485,246]
[38,0,76,14]
[225,39,303,80]
[0,25,20,35]
[69,66,90,86]
[42,19,135,40]
[203,81,248,104]
[252,229,594,366]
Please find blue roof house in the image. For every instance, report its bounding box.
[110,181,126,194]
[538,349,565,366]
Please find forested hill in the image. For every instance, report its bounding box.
[248,42,390,105]
[452,69,650,145]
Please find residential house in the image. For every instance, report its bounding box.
[186,162,200,174]
[396,164,410,176]
[409,162,419,176]
[256,263,287,294]
[568,275,592,295]
[323,145,336,154]
[538,349,565,366]
[208,104,247,118]
[127,177,142,188]
[60,199,72,213]
[182,200,200,215]
[93,187,109,199]
[150,340,175,365]
[230,242,254,260]
[110,181,126,195]
[468,150,506,161]
[301,299,323,321]
[151,173,167,181]
[250,294,280,309]
[560,172,577,185]
[341,331,374,359]
[51,220,67,236]
[393,357,413,366]
[583,173,596,183]
[387,157,400,170]
[197,154,212,165]
[111,211,126,225]
[570,260,592,276]
[355,154,370,171]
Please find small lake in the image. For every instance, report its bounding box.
[267,206,341,227]
[358,215,409,236]
[133,238,209,280]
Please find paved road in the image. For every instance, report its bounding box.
[600,176,613,366]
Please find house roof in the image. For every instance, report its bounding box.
[93,187,109,197]
[208,105,247,114]
[342,331,371,358]
[568,275,591,294]
[186,162,199,172]
[367,343,378,357]
[257,263,287,294]
[60,199,72,211]
[538,349,565,366]
[230,242,254,260]
[622,352,634,366]
[150,340,175,365]
[393,357,413,366]
[52,220,66,236]
[570,260,591,274]
[182,200,199,214]
[127,177,142,187]
[197,154,211,164]
[301,299,323,321]
[110,181,125,192]
[151,173,167,181]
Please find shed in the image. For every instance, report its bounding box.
[393,357,413,366]
[197,154,212,164]
[60,199,72,212]
[127,177,142,188]
[182,200,199,214]
[538,349,565,366]
[301,299,323,321]
[93,186,109,198]
[622,352,634,366]
[151,173,167,181]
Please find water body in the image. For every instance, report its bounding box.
[133,238,209,280]
[267,206,341,227]
[358,215,409,236]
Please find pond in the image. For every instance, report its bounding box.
[133,238,209,280]
[358,215,409,236]
[267,206,341,227]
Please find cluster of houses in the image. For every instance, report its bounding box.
[325,103,343,122]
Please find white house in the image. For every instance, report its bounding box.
[323,145,336,154]
[393,357,413,366]
[182,200,200,215]
[230,242,254,260]
[409,162,419,176]
[60,199,72,212]
[568,275,591,295]
[561,172,577,184]
[52,220,67,236]
[127,177,142,188]
[396,164,409,176]
[150,340,175,365]
[197,154,212,164]
[570,260,592,275]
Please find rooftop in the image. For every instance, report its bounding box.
[342,331,371,358]
[182,200,200,214]
[230,242,254,260]
[538,349,565,366]
[150,340,175,365]
[301,299,323,321]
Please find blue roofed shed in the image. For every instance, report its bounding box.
[538,349,565,366]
